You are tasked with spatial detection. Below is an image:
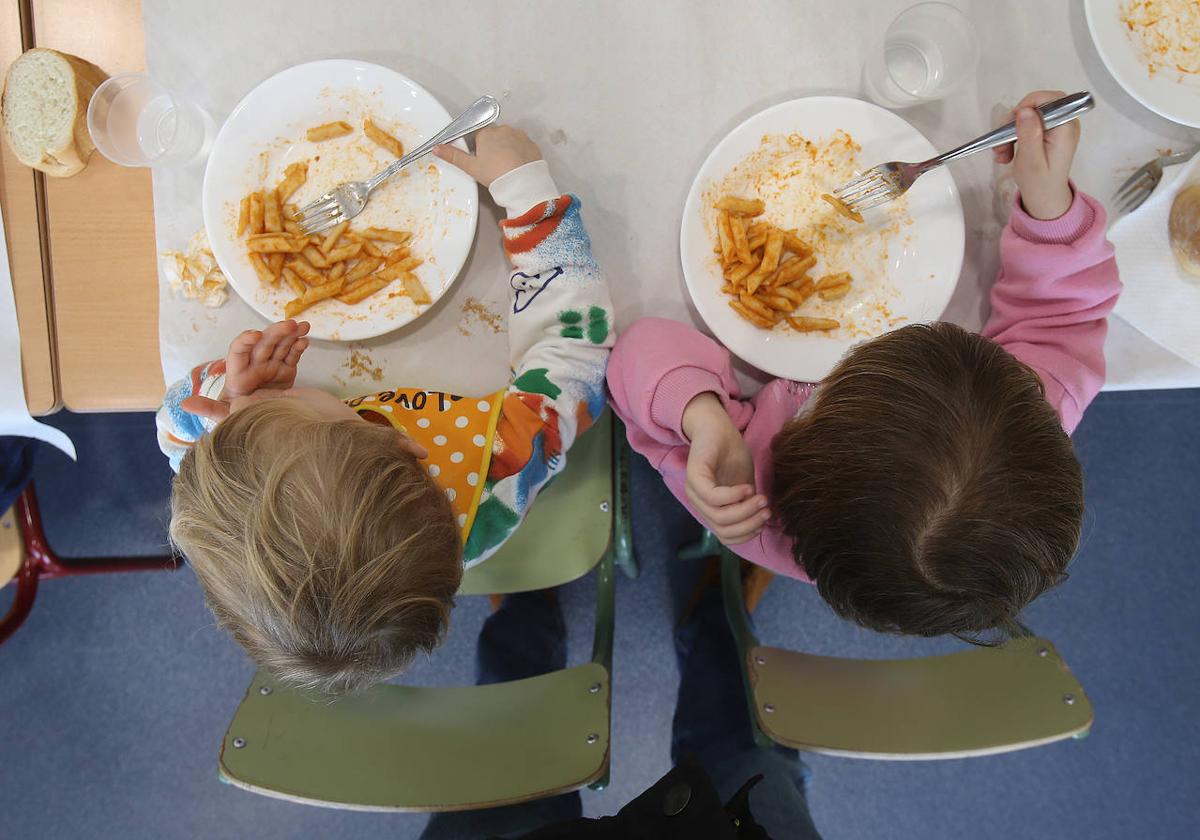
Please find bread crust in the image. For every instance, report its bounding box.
[1170,184,1200,277]
[2,48,108,177]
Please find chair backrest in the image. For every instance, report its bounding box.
[746,639,1092,759]
[458,411,613,596]
[220,664,611,811]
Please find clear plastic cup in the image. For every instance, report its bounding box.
[862,2,979,108]
[86,73,213,168]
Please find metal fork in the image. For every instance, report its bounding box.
[1112,147,1200,215]
[832,91,1095,215]
[295,94,501,235]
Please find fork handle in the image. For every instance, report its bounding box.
[920,92,1095,173]
[367,95,502,191]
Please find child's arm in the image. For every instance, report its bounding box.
[154,321,310,471]
[983,90,1120,434]
[608,317,769,545]
[435,128,615,565]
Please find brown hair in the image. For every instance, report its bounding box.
[771,322,1082,641]
[170,398,462,694]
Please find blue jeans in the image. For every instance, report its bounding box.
[421,583,821,839]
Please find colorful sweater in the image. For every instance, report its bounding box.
[606,189,1121,580]
[157,160,614,567]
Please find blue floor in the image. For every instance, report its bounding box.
[2,389,1197,839]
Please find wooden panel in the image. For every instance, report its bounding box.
[32,0,162,411]
[0,1,57,415]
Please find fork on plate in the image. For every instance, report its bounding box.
[295,94,501,236]
[831,91,1095,215]
[1112,147,1200,215]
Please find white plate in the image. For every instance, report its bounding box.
[201,59,478,341]
[680,96,964,382]
[1085,0,1200,128]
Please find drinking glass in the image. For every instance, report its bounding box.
[86,73,213,167]
[863,2,979,108]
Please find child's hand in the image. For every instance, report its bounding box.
[681,393,770,546]
[432,125,542,188]
[992,90,1079,221]
[182,320,310,422]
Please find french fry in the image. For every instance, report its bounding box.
[787,316,840,332]
[400,272,431,304]
[285,255,323,285]
[720,283,736,294]
[760,229,784,275]
[236,195,250,237]
[283,219,304,236]
[319,221,350,254]
[246,234,304,253]
[776,281,816,306]
[249,191,264,235]
[306,121,353,142]
[336,275,391,305]
[344,257,384,284]
[281,267,306,295]
[729,299,775,329]
[267,253,285,281]
[363,117,405,158]
[248,253,274,284]
[328,261,346,281]
[275,161,308,203]
[263,189,282,233]
[716,210,735,265]
[738,293,775,321]
[716,196,765,217]
[747,229,768,252]
[821,193,864,223]
[759,293,794,311]
[817,271,853,300]
[782,231,813,257]
[769,254,816,287]
[390,255,423,273]
[385,246,412,264]
[360,238,384,258]
[729,215,752,264]
[302,244,330,269]
[746,222,769,239]
[326,242,363,263]
[362,227,413,245]
[726,257,761,285]
[284,277,345,318]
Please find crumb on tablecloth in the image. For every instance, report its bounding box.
[458,296,504,337]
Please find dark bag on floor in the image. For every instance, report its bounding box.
[502,754,769,840]
[0,437,34,514]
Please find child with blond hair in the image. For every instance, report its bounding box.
[608,91,1121,640]
[158,126,613,692]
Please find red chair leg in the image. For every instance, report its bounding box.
[0,552,40,646]
[16,484,178,579]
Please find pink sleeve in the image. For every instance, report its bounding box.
[982,189,1121,434]
[606,317,755,468]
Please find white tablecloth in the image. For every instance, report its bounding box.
[145,0,1200,396]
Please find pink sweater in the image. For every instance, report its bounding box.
[607,190,1120,580]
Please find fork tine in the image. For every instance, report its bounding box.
[300,212,347,237]
[849,191,899,213]
[843,183,895,211]
[1113,173,1154,206]
[834,172,885,200]
[1117,188,1149,215]
[1112,165,1153,201]
[294,192,338,221]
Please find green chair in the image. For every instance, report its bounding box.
[701,535,1093,759]
[218,411,635,811]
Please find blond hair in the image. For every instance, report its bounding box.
[771,322,1082,641]
[170,398,462,694]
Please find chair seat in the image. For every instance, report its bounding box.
[747,637,1092,759]
[220,663,611,811]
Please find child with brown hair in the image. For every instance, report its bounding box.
[158,126,613,693]
[608,91,1121,640]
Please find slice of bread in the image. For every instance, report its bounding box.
[1170,184,1200,278]
[2,48,107,177]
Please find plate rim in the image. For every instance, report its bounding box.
[200,57,479,341]
[1083,0,1200,128]
[678,94,965,381]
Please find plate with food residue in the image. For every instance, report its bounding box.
[202,59,478,340]
[1085,0,1200,127]
[681,96,964,381]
